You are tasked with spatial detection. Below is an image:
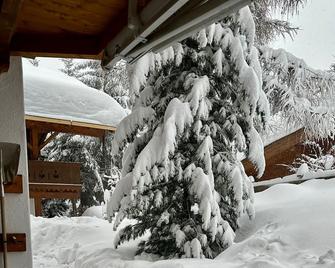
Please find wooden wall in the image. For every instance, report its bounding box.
[243,129,306,181]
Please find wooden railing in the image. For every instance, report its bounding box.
[28,160,81,216]
[28,160,80,184]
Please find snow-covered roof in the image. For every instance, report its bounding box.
[23,60,127,128]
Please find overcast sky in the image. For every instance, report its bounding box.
[37,0,334,72]
[272,0,335,70]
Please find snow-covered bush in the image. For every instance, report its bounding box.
[42,199,71,218]
[289,141,335,173]
[110,7,268,259]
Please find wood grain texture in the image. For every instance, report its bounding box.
[16,0,127,35]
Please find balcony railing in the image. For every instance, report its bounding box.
[28,160,81,216]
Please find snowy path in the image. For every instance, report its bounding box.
[32,179,335,267]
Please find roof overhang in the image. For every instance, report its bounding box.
[25,115,116,138]
[102,0,250,68]
[0,0,250,73]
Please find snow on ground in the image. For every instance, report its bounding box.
[32,179,335,267]
[82,205,105,219]
[23,59,128,127]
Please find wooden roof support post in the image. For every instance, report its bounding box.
[31,128,40,160]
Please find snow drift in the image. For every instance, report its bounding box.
[32,178,335,267]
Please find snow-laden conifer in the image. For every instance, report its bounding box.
[110,7,268,258]
[260,46,335,139]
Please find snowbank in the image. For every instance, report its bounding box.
[82,205,105,219]
[23,59,127,127]
[32,179,335,267]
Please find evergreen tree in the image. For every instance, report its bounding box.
[72,60,130,109]
[29,58,40,67]
[251,0,306,45]
[60,58,76,76]
[42,199,70,218]
[110,7,268,258]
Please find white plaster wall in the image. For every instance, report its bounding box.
[0,57,32,268]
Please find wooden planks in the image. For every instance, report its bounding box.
[25,115,115,137]
[6,0,152,61]
[243,129,306,181]
[16,0,127,35]
[28,160,81,185]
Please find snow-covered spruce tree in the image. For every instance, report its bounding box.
[110,7,268,258]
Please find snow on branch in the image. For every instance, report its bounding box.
[260,46,335,139]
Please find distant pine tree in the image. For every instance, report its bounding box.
[72,60,130,109]
[60,58,76,76]
[110,7,268,258]
[29,58,40,67]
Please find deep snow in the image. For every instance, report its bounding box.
[23,59,127,127]
[32,178,335,267]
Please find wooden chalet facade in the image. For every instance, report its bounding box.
[244,128,335,183]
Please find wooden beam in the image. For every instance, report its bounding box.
[10,33,102,59]
[33,195,42,217]
[0,0,23,71]
[25,115,116,138]
[31,127,40,160]
[27,142,33,151]
[39,132,58,151]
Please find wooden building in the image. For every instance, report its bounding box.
[243,128,306,181]
[244,128,334,182]
[22,61,127,216]
[26,115,117,217]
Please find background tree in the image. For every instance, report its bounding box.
[251,0,306,45]
[71,60,130,109]
[41,134,108,214]
[29,58,40,67]
[260,46,335,139]
[60,58,76,76]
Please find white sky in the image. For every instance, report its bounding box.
[36,0,335,72]
[272,0,335,70]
